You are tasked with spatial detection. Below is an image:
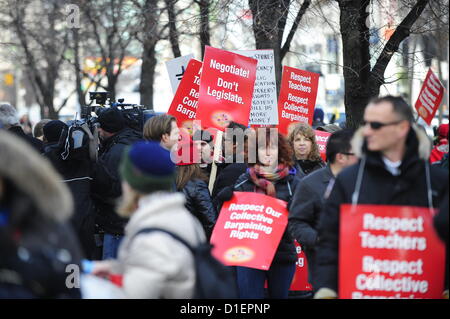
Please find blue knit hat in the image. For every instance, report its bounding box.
[120,141,175,193]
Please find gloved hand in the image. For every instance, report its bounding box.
[216,186,234,202]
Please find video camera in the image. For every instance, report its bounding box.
[61,92,155,163]
[84,91,155,133]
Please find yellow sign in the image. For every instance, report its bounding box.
[4,73,14,86]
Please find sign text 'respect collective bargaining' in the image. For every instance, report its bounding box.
[277,66,320,135]
[339,204,446,299]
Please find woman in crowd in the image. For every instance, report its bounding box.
[175,136,217,239]
[218,127,298,298]
[91,141,205,298]
[288,122,325,178]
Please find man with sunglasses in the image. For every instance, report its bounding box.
[313,96,448,299]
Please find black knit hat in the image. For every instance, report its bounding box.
[43,120,67,143]
[98,108,125,133]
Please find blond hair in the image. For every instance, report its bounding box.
[143,114,176,142]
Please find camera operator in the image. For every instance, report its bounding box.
[41,120,97,260]
[91,107,142,260]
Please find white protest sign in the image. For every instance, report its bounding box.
[165,54,195,94]
[233,49,278,125]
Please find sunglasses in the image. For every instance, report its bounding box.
[341,152,355,156]
[362,120,403,130]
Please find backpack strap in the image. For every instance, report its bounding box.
[131,227,195,254]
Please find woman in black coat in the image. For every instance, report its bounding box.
[288,122,325,178]
[175,137,217,239]
[217,128,298,299]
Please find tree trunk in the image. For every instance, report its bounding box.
[199,0,211,59]
[338,0,428,129]
[139,0,159,109]
[73,28,86,115]
[338,0,373,129]
[249,0,286,90]
[140,42,157,109]
[166,0,181,58]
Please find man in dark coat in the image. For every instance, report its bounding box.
[42,120,99,259]
[91,107,142,260]
[314,96,449,298]
[288,129,357,290]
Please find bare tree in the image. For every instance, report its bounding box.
[249,0,311,87]
[337,0,433,128]
[76,0,139,103]
[1,0,74,119]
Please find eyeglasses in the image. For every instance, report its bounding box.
[362,120,403,130]
[341,152,355,156]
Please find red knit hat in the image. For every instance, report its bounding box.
[174,135,201,166]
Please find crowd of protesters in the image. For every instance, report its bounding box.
[0,95,448,299]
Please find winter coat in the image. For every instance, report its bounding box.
[43,140,97,259]
[8,125,43,152]
[288,165,334,285]
[212,162,247,210]
[315,125,449,293]
[91,128,142,235]
[0,130,83,298]
[228,169,299,264]
[294,159,325,179]
[107,192,206,298]
[434,182,449,291]
[181,179,217,239]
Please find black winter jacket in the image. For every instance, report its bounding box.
[91,128,142,235]
[294,159,325,179]
[225,169,299,264]
[315,126,449,293]
[43,140,97,258]
[288,165,334,286]
[181,179,217,239]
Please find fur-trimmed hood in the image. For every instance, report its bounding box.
[0,130,73,222]
[351,123,432,161]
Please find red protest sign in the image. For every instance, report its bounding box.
[415,69,445,125]
[167,59,203,135]
[339,204,446,299]
[315,130,331,162]
[196,46,258,131]
[289,241,313,291]
[277,66,320,135]
[210,192,288,270]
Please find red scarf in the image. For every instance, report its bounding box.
[248,164,290,197]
